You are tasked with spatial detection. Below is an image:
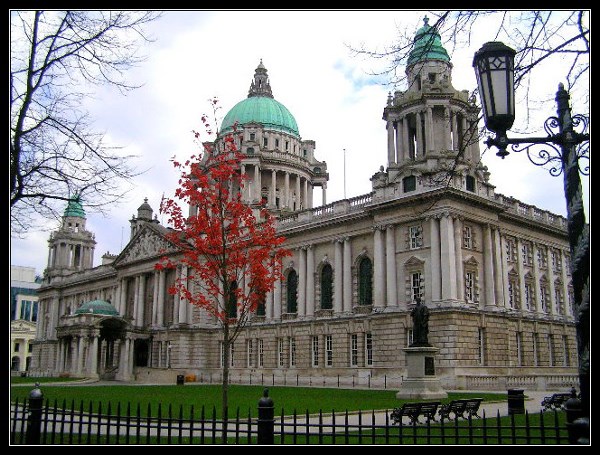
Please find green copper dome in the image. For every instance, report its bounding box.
[220,61,300,138]
[407,16,450,66]
[221,97,300,137]
[74,299,119,316]
[64,195,86,218]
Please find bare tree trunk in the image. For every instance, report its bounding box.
[221,322,230,444]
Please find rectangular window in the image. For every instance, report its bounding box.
[263,137,268,147]
[562,335,570,366]
[463,226,473,249]
[20,300,32,320]
[249,132,255,141]
[14,342,20,353]
[540,283,549,313]
[409,225,423,249]
[247,339,253,368]
[289,337,296,368]
[350,334,358,367]
[311,336,319,367]
[522,242,533,266]
[365,332,373,366]
[465,271,475,303]
[285,140,289,150]
[533,333,539,367]
[325,335,333,367]
[508,278,518,309]
[278,338,284,367]
[406,329,413,347]
[275,138,280,148]
[505,238,517,263]
[552,249,562,273]
[258,339,264,368]
[28,343,33,353]
[516,332,523,366]
[554,287,563,315]
[411,272,423,303]
[524,282,533,311]
[478,328,486,365]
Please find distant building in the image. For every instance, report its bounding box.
[11,265,41,372]
[31,19,578,390]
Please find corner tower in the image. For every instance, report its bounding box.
[45,195,96,278]
[380,17,491,196]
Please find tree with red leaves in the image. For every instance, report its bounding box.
[156,111,291,442]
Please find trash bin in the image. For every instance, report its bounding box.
[507,388,525,415]
[176,374,185,385]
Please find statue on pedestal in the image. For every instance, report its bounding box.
[410,298,431,347]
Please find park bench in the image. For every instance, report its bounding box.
[390,401,440,425]
[438,398,483,421]
[541,392,572,411]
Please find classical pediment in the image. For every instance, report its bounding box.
[114,224,180,266]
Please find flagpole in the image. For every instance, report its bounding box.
[343,148,346,200]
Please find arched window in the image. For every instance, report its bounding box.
[228,280,238,319]
[320,264,333,309]
[256,290,266,316]
[358,257,373,305]
[286,270,298,313]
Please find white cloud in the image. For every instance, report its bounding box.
[11,10,589,276]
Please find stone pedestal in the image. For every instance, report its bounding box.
[396,346,447,400]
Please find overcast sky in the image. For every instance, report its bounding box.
[11,10,590,276]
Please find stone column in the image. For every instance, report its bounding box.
[298,247,306,317]
[444,106,452,151]
[303,179,308,210]
[284,172,290,209]
[240,164,247,201]
[453,217,464,301]
[265,262,273,321]
[343,238,352,313]
[402,117,410,160]
[75,335,84,375]
[373,226,386,308]
[532,243,542,314]
[415,111,423,157]
[451,109,459,151]
[334,239,343,314]
[128,338,135,378]
[157,270,165,326]
[90,334,99,376]
[178,266,188,324]
[119,279,127,317]
[493,227,505,308]
[151,272,159,325]
[515,238,526,311]
[545,245,557,315]
[396,118,404,163]
[322,182,327,206]
[560,250,570,317]
[273,261,282,320]
[483,224,496,308]
[55,339,63,373]
[138,274,146,326]
[295,174,301,210]
[271,169,277,208]
[133,275,140,325]
[461,115,468,156]
[387,120,396,165]
[385,225,398,308]
[254,164,261,203]
[426,106,435,152]
[440,213,457,301]
[306,245,315,317]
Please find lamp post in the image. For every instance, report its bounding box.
[473,42,590,426]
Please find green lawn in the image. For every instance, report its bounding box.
[10,383,506,418]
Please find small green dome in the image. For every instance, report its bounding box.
[220,96,300,138]
[407,16,450,66]
[74,299,119,316]
[64,195,86,218]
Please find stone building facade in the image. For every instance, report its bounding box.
[30,20,578,390]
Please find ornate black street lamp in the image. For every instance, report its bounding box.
[473,42,590,436]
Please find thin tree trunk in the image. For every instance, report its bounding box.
[221,322,229,444]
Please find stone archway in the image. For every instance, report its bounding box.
[98,318,127,380]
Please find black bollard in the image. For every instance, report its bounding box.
[25,383,44,445]
[565,387,587,444]
[257,388,274,444]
